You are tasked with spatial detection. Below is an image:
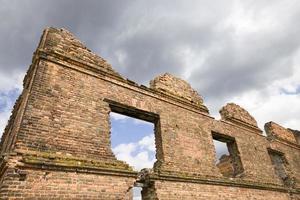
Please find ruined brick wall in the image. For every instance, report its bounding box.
[0,27,299,199]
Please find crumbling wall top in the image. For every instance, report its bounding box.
[289,129,300,144]
[265,121,298,144]
[42,27,122,78]
[219,103,258,128]
[38,28,211,113]
[150,73,205,107]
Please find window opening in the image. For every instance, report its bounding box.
[268,149,293,186]
[106,100,161,200]
[110,112,156,171]
[212,132,244,177]
[110,109,158,200]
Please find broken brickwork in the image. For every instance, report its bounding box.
[0,27,299,199]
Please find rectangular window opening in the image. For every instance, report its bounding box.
[212,132,244,178]
[268,149,292,186]
[107,100,160,174]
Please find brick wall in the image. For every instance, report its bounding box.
[143,180,291,200]
[0,167,135,200]
[0,27,299,199]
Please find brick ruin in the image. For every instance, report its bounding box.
[0,27,299,199]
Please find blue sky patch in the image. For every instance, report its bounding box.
[280,85,300,95]
[0,88,20,113]
[110,112,156,171]
[110,112,155,148]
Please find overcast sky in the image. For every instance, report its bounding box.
[1,1,299,198]
[1,0,299,133]
[1,0,300,157]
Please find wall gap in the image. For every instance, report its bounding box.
[132,186,142,200]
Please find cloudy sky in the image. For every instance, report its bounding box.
[0,0,299,194]
[1,0,299,198]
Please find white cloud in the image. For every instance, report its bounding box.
[0,69,24,136]
[213,140,229,162]
[230,49,300,131]
[232,89,300,131]
[0,109,12,136]
[133,197,141,200]
[110,112,153,126]
[112,134,156,171]
[0,70,24,92]
[110,112,128,121]
[0,91,23,137]
[133,118,152,126]
[133,187,142,200]
[138,134,156,152]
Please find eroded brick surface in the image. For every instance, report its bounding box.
[265,121,298,144]
[0,27,299,199]
[220,103,258,128]
[144,181,292,200]
[150,73,205,108]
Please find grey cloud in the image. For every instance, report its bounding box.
[191,30,299,99]
[188,2,300,106]
[0,0,131,73]
[99,1,232,83]
[1,0,300,110]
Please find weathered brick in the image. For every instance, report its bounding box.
[0,27,299,199]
